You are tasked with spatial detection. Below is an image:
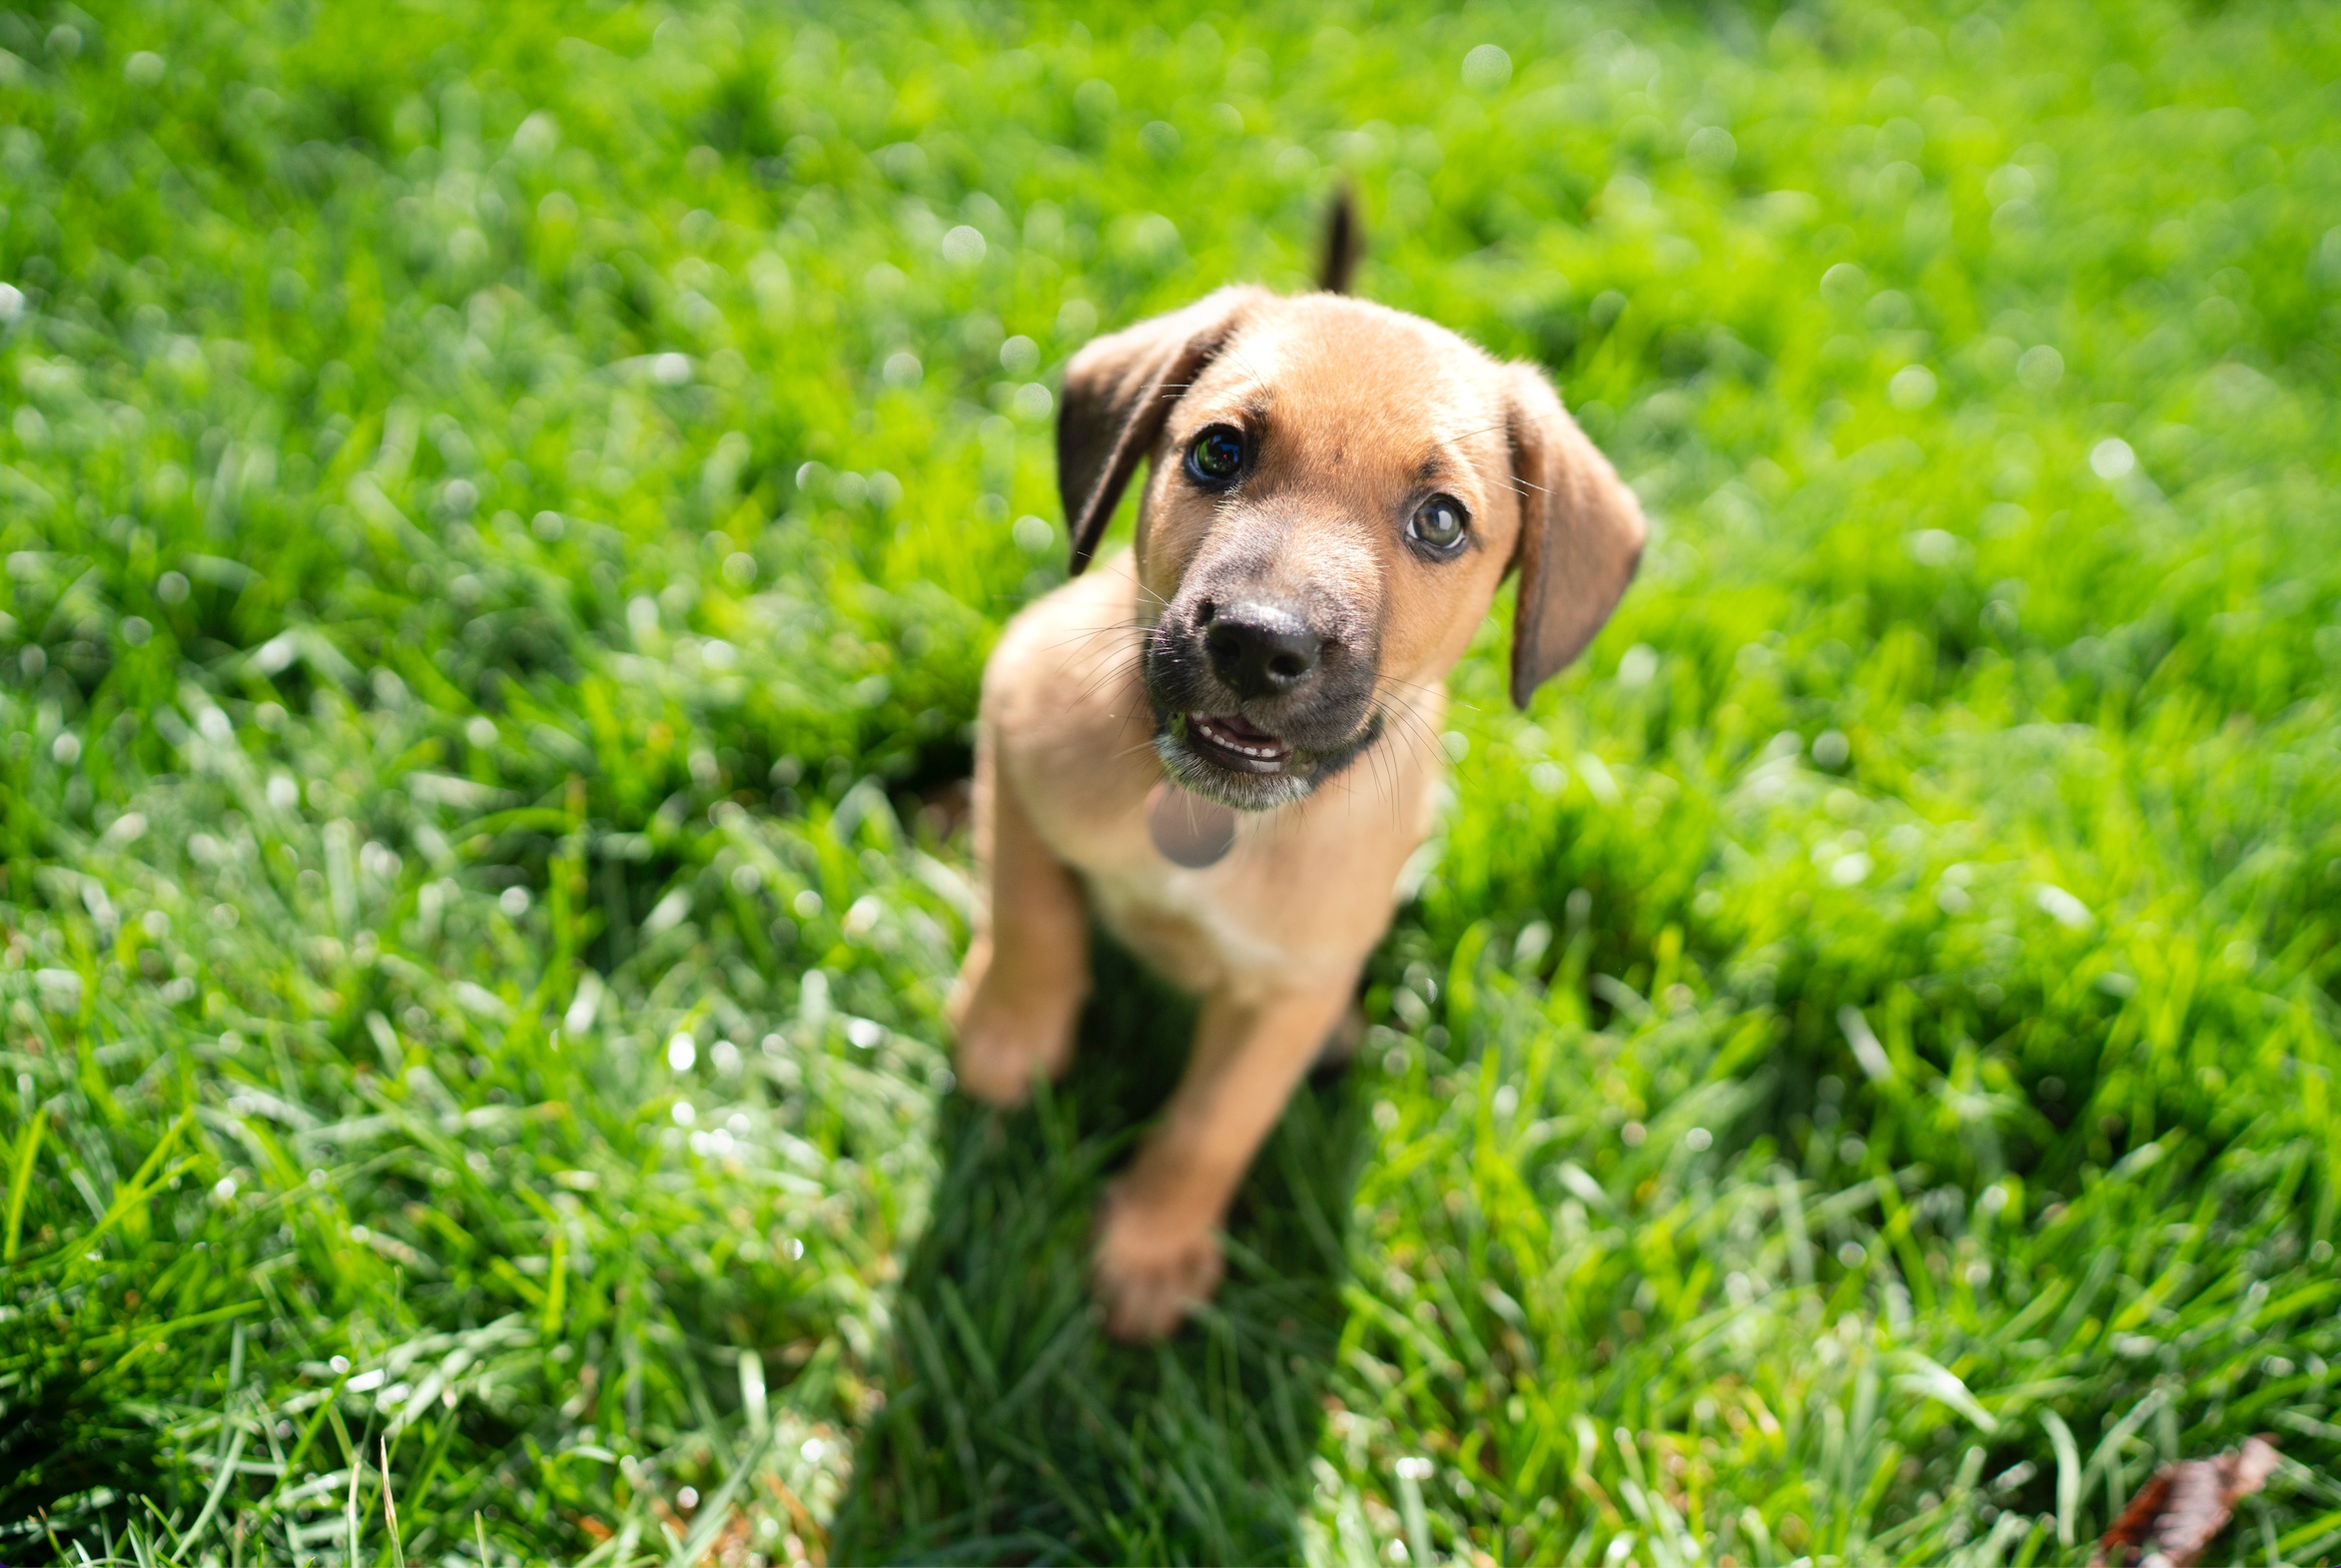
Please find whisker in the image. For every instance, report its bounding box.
[1033,615,1149,636]
[1372,673,1448,699]
[1366,714,1397,818]
[1376,683,1427,724]
[1366,707,1412,828]
[1069,648,1146,707]
[1377,722,1431,778]
[1109,695,1159,749]
[1377,702,1445,772]
[1033,620,1149,653]
[1373,673,1475,725]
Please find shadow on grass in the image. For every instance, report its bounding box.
[833,932,1368,1566]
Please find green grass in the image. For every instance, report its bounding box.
[4,0,2341,1562]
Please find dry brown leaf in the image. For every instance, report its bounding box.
[762,1471,830,1565]
[2088,1434,2281,1568]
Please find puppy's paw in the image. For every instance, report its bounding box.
[951,975,1078,1107]
[954,1027,1057,1106]
[1092,1183,1222,1339]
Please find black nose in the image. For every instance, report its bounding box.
[1202,600,1321,699]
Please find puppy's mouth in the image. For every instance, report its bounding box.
[1154,706,1382,811]
[1183,712,1294,773]
[1139,608,1385,811]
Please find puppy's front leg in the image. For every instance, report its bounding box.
[1094,981,1354,1338]
[949,719,1090,1105]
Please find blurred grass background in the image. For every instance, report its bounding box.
[3,0,2340,1562]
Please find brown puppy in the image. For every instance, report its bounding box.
[949,246,1645,1338]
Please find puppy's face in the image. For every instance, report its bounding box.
[1057,289,1645,813]
[1134,303,1520,809]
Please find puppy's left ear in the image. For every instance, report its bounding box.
[1058,286,1265,574]
[1503,364,1647,709]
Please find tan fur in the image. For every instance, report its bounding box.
[950,290,1644,1337]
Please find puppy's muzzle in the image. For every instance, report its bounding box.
[1200,599,1320,700]
[1143,587,1382,811]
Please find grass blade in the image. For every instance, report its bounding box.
[174,1426,248,1557]
[667,1425,775,1568]
[382,1438,405,1568]
[2043,1410,2081,1548]
[347,1451,364,1567]
[4,1106,46,1262]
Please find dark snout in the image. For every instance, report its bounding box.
[1200,599,1320,699]
[1141,562,1384,809]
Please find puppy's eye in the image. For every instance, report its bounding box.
[1185,424,1246,485]
[1408,493,1469,552]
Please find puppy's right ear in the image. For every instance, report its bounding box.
[1058,286,1263,574]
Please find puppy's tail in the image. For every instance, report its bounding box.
[1317,184,1363,295]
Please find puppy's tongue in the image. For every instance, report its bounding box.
[1147,781,1236,869]
[1205,712,1277,743]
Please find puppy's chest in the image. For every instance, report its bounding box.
[1078,832,1351,995]
[1032,769,1429,996]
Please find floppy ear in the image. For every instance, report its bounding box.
[1058,287,1265,574]
[1504,364,1647,708]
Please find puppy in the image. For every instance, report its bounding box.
[949,226,1646,1338]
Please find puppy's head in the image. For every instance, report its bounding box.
[1059,288,1644,811]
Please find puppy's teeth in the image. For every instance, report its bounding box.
[1188,716,1289,763]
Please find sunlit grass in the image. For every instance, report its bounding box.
[3,0,2339,1563]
